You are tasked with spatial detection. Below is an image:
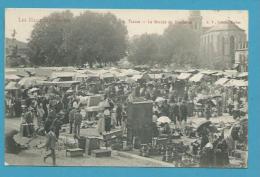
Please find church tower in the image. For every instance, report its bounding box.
[189,10,202,32]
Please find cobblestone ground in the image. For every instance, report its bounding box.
[5,149,169,167]
[4,115,237,167]
[5,117,171,167]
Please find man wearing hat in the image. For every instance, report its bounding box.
[51,112,63,139]
[104,105,111,133]
[22,107,34,137]
[48,106,56,121]
[68,107,76,134]
[43,127,57,166]
[74,108,83,138]
[97,112,105,135]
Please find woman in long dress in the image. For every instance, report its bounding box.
[97,112,105,135]
[104,108,111,133]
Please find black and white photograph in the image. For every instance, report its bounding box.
[4,9,248,168]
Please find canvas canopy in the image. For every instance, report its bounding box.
[177,73,192,80]
[200,70,218,75]
[214,78,229,86]
[51,72,75,79]
[18,77,46,87]
[189,73,204,82]
[237,72,248,78]
[5,68,17,75]
[224,79,248,87]
[100,72,115,79]
[5,82,19,90]
[148,74,163,80]
[131,74,151,81]
[38,80,80,87]
[5,74,20,81]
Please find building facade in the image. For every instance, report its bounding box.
[188,11,247,69]
[234,42,248,72]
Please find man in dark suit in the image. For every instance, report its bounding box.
[43,127,57,165]
[74,109,83,138]
[180,101,188,123]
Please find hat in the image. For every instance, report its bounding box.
[205,143,213,149]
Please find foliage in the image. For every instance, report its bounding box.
[127,23,200,68]
[27,11,128,67]
[128,34,163,66]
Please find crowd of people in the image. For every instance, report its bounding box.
[5,69,248,166]
[5,72,248,135]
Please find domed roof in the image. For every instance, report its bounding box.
[206,20,244,33]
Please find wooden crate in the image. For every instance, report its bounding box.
[85,137,100,155]
[91,149,111,157]
[66,148,84,157]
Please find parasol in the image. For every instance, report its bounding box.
[196,120,211,132]
[157,116,171,124]
[208,124,218,133]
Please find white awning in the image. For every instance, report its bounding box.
[148,74,163,79]
[177,73,192,80]
[200,70,218,75]
[224,79,248,87]
[5,82,19,90]
[237,72,248,78]
[189,73,204,82]
[100,72,115,79]
[51,72,75,79]
[131,74,143,81]
[18,77,46,87]
[75,73,89,78]
[5,74,20,81]
[214,78,229,86]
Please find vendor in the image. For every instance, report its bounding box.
[21,107,35,137]
[200,142,215,167]
[74,108,83,138]
[104,106,111,133]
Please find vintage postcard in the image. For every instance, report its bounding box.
[4,8,248,168]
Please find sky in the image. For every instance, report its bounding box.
[5,8,248,42]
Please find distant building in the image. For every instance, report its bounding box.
[187,11,247,69]
[5,38,29,67]
[234,42,248,72]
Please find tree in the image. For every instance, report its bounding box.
[127,24,200,68]
[27,11,74,66]
[161,24,200,67]
[65,11,128,67]
[128,33,163,66]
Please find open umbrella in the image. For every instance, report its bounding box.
[208,124,218,133]
[157,116,171,124]
[196,120,211,132]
